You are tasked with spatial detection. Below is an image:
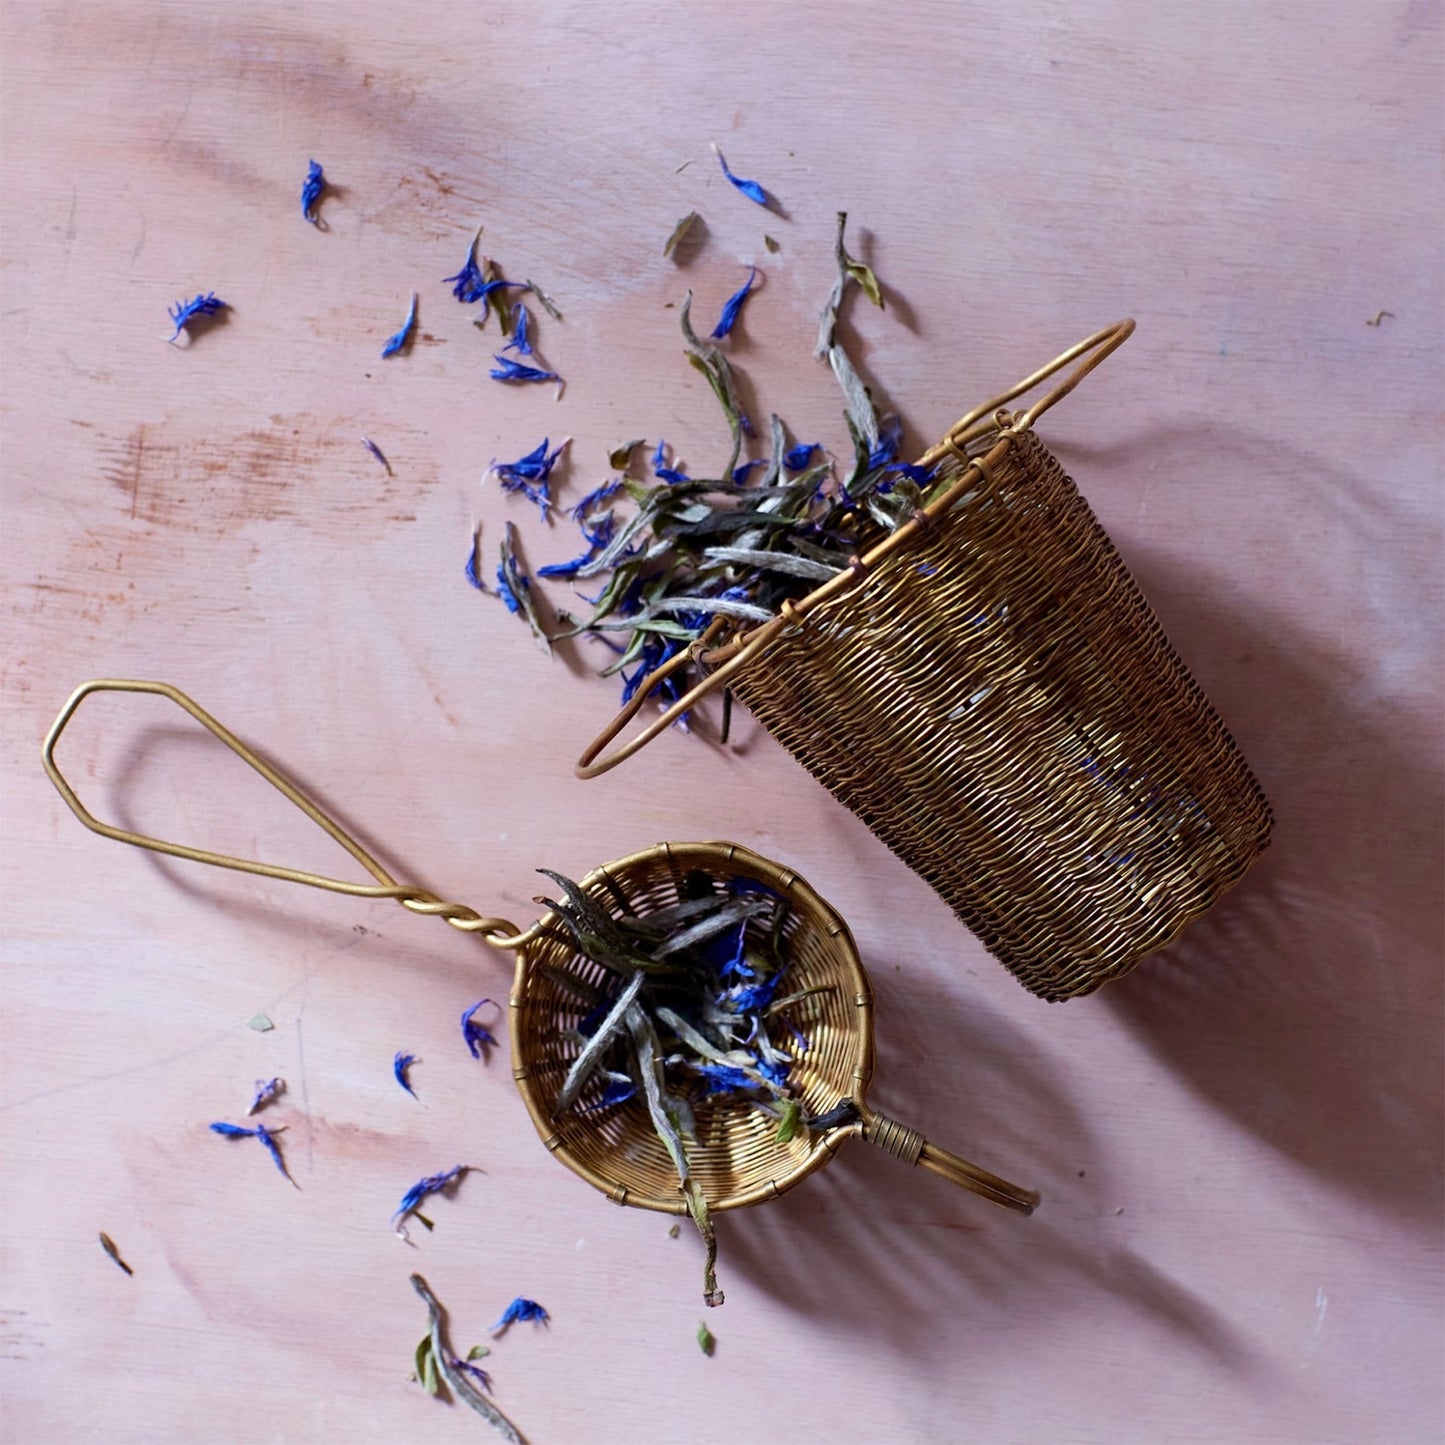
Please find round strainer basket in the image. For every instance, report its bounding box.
[510,839,1033,1214]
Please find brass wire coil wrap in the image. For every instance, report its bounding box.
[43,683,1037,1219]
[578,322,1273,1001]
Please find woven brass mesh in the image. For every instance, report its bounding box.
[508,842,874,1213]
[724,424,1273,1001]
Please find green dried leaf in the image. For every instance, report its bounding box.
[697,1321,716,1356]
[680,291,743,478]
[499,522,552,653]
[835,210,883,308]
[668,1223,681,1239]
[764,234,780,254]
[414,1333,441,1397]
[608,439,644,471]
[664,211,700,258]
[466,1345,491,1362]
[774,1099,801,1145]
[527,280,563,320]
[684,1177,724,1308]
[245,1012,274,1032]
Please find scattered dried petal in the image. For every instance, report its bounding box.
[461,999,499,1059]
[444,227,486,301]
[301,160,326,225]
[381,292,418,358]
[209,1120,296,1187]
[490,356,559,384]
[490,1297,549,1332]
[167,292,227,343]
[247,1077,285,1115]
[392,1166,468,1240]
[711,142,768,205]
[502,303,534,356]
[360,436,392,474]
[710,266,758,340]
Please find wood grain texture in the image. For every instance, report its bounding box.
[3,2,1441,1441]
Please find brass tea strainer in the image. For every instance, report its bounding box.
[44,679,1038,1229]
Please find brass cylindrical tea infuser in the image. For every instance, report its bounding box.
[578,321,1274,1001]
[44,679,1037,1227]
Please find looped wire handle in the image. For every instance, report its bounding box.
[922,318,1135,462]
[576,321,1135,780]
[859,1105,1038,1215]
[42,679,530,949]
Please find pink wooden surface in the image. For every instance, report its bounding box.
[3,3,1441,1441]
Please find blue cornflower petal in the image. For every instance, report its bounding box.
[450,1357,493,1393]
[502,303,533,355]
[712,144,768,206]
[572,479,622,521]
[693,1063,755,1095]
[301,159,326,225]
[884,461,935,486]
[709,266,758,340]
[538,546,598,579]
[392,1165,468,1236]
[444,228,486,301]
[472,278,531,303]
[394,1051,419,1098]
[582,1077,636,1112]
[491,439,567,521]
[867,415,904,470]
[723,975,782,1012]
[211,1120,296,1186]
[490,356,560,384]
[503,440,551,481]
[253,1123,295,1184]
[490,1297,550,1332]
[731,460,763,484]
[381,292,418,358]
[464,529,487,591]
[460,999,499,1060]
[360,436,392,474]
[247,1077,285,1115]
[756,1058,791,1088]
[651,439,690,484]
[708,919,752,981]
[167,292,227,343]
[784,442,819,472]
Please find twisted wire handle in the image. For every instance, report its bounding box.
[860,1106,1038,1214]
[42,679,530,950]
